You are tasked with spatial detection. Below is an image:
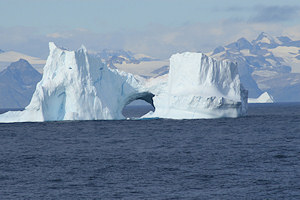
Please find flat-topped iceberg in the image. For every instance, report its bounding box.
[0,43,247,122]
[144,52,248,119]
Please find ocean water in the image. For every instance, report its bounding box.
[0,103,299,199]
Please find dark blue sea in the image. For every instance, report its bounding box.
[0,103,299,199]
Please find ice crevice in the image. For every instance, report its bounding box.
[0,43,248,122]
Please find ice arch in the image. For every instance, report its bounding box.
[0,43,151,122]
[122,92,155,118]
[0,43,248,123]
[123,92,155,108]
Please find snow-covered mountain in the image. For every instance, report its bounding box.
[115,59,169,78]
[94,49,169,78]
[209,32,300,102]
[151,65,170,77]
[0,32,299,109]
[96,49,156,70]
[0,59,42,109]
[0,50,46,73]
[111,32,300,102]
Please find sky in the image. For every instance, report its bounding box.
[0,0,300,58]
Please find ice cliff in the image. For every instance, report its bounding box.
[0,43,149,122]
[144,53,248,119]
[0,43,247,122]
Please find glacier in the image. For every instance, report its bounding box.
[0,43,247,122]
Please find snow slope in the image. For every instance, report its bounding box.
[209,32,300,101]
[0,51,46,64]
[248,92,274,103]
[269,46,300,73]
[0,44,248,122]
[0,51,46,73]
[115,60,169,77]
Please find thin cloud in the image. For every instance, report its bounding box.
[46,32,73,39]
[1,21,300,60]
[250,6,300,23]
[224,6,247,12]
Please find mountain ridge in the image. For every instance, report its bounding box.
[209,32,300,101]
[0,32,299,107]
[0,59,42,109]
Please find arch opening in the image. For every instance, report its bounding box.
[122,92,155,118]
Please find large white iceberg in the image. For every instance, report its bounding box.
[0,43,247,122]
[0,43,149,122]
[144,52,248,119]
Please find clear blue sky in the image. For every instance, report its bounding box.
[0,0,300,58]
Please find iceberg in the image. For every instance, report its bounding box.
[144,52,248,119]
[248,92,274,103]
[0,43,150,122]
[0,43,247,122]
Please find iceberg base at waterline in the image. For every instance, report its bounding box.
[0,43,248,123]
